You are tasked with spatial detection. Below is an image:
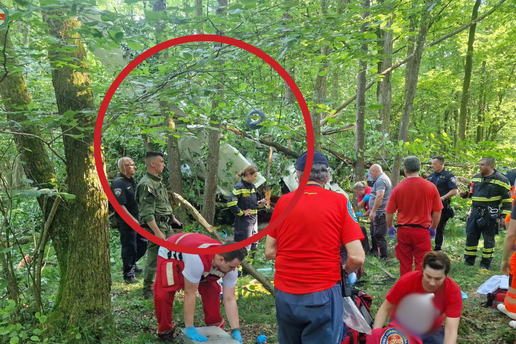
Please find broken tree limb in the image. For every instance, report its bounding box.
[322,0,508,125]
[364,257,396,280]
[173,193,275,296]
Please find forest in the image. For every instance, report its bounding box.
[0,0,515,343]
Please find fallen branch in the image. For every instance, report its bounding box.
[173,193,275,296]
[365,257,396,279]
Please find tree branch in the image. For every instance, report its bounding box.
[0,130,66,164]
[172,192,275,295]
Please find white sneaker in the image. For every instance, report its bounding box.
[497,303,516,320]
[509,320,516,328]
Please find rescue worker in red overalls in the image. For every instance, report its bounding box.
[154,233,247,343]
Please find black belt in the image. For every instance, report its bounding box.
[395,224,428,229]
[472,206,488,215]
[155,214,173,223]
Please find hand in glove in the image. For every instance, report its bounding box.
[388,226,397,239]
[348,272,357,286]
[355,212,363,217]
[186,327,208,342]
[429,226,436,239]
[363,194,371,202]
[232,330,243,343]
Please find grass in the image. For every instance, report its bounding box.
[12,207,513,344]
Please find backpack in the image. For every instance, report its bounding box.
[341,288,374,344]
[481,288,507,309]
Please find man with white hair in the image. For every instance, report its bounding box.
[111,157,147,284]
[368,164,392,259]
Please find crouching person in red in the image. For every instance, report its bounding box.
[154,233,247,343]
[372,252,462,344]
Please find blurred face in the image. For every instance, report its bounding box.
[152,156,166,174]
[214,256,242,273]
[479,160,493,176]
[123,159,136,177]
[431,159,444,173]
[421,267,446,292]
[369,168,380,180]
[354,188,366,198]
[245,172,258,184]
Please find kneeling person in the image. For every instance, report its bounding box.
[154,233,247,343]
[373,252,462,344]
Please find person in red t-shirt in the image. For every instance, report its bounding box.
[265,150,365,344]
[373,252,462,344]
[386,156,443,276]
[354,181,372,217]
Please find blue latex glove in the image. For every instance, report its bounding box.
[232,330,243,343]
[186,327,207,342]
[363,194,371,202]
[429,226,436,239]
[388,226,397,239]
[348,272,357,286]
[355,212,363,217]
[257,334,267,343]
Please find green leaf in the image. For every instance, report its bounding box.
[127,41,143,50]
[31,336,40,342]
[20,178,34,184]
[10,337,20,344]
[75,333,82,340]
[124,0,141,3]
[319,71,327,76]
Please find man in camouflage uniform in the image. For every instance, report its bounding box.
[136,151,182,299]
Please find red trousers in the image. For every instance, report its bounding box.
[396,228,432,276]
[154,257,224,333]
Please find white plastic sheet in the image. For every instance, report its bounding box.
[342,296,372,335]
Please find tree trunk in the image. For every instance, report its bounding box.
[310,0,330,151]
[282,0,295,103]
[45,13,111,335]
[391,0,432,186]
[378,8,393,137]
[476,61,486,143]
[355,0,370,182]
[164,105,187,223]
[202,0,226,225]
[458,0,481,140]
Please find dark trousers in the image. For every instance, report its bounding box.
[234,215,258,253]
[434,206,452,250]
[420,326,444,344]
[370,213,388,259]
[464,211,497,268]
[118,223,147,279]
[275,284,343,344]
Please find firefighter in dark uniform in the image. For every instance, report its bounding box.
[427,155,458,251]
[111,157,147,283]
[460,157,512,269]
[227,165,266,257]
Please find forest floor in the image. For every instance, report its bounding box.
[101,215,516,344]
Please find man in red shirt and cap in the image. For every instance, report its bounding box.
[154,233,247,343]
[265,150,365,344]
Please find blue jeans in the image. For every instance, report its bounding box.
[275,284,343,344]
[420,326,445,344]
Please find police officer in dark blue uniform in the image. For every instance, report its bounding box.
[460,157,512,269]
[111,157,147,283]
[427,155,458,251]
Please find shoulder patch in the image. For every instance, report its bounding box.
[114,188,122,197]
[380,328,409,344]
[450,176,456,185]
[347,199,358,223]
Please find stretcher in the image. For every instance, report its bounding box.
[178,326,241,344]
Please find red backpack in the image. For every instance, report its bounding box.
[481,288,507,309]
[341,288,373,344]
